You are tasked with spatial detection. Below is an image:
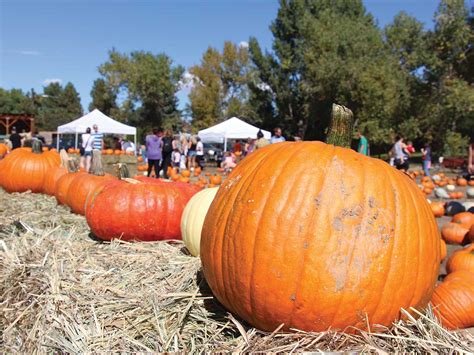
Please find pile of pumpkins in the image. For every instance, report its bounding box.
[432,211,474,330]
[1,141,473,334]
[418,173,474,200]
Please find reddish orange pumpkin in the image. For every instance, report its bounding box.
[441,222,469,244]
[86,179,200,241]
[446,244,474,274]
[451,212,474,228]
[0,143,9,158]
[201,142,440,333]
[0,142,60,193]
[456,178,468,187]
[431,271,474,330]
[209,174,222,185]
[55,167,87,205]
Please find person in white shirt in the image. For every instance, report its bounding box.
[196,137,204,169]
[80,127,94,172]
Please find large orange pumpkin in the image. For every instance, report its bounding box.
[0,141,60,193]
[55,160,86,205]
[65,151,115,215]
[431,271,474,330]
[86,179,200,241]
[446,244,474,274]
[201,142,440,333]
[0,143,9,158]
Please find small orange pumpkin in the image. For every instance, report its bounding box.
[181,170,191,178]
[457,178,468,186]
[441,222,469,244]
[430,202,445,218]
[431,271,474,330]
[446,244,474,274]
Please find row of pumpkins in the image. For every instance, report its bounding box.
[0,141,473,334]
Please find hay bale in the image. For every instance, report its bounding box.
[1,188,473,352]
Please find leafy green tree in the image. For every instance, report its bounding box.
[89,78,117,115]
[35,82,83,130]
[0,88,34,115]
[98,49,184,131]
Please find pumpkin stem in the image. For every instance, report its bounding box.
[326,103,354,148]
[90,150,105,176]
[59,149,69,168]
[31,140,43,154]
[114,163,130,180]
[67,158,79,173]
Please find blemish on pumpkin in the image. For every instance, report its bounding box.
[303,242,309,249]
[290,294,296,301]
[333,217,343,231]
[368,197,375,208]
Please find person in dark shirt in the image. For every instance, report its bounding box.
[9,128,22,150]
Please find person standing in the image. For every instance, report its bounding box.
[255,130,270,150]
[146,128,163,178]
[467,136,474,176]
[270,127,286,144]
[188,135,197,170]
[9,127,22,150]
[92,124,104,151]
[161,130,174,179]
[421,143,432,177]
[357,131,369,156]
[393,136,407,170]
[80,127,94,172]
[196,137,204,169]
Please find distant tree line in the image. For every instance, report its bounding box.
[1,0,473,155]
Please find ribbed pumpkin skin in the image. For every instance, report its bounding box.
[446,245,474,274]
[43,166,68,195]
[431,271,474,329]
[55,172,86,205]
[181,187,219,256]
[0,149,60,193]
[201,142,440,333]
[87,181,199,241]
[66,174,116,215]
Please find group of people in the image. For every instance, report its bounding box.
[388,136,432,176]
[80,124,104,172]
[6,127,46,150]
[143,128,205,179]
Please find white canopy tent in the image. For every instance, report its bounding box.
[198,117,271,151]
[57,109,137,153]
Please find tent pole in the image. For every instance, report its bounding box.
[75,132,78,149]
[134,134,137,156]
[224,135,227,152]
[56,134,60,150]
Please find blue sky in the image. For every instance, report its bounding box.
[1,0,441,112]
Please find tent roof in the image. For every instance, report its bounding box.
[198,117,271,143]
[57,109,136,135]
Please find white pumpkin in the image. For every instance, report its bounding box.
[467,187,474,199]
[446,184,456,191]
[463,201,474,210]
[181,187,219,257]
[434,187,450,199]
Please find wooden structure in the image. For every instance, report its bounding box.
[0,114,35,135]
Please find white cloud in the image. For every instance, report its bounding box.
[43,78,62,86]
[18,50,41,56]
[239,41,249,49]
[178,71,197,91]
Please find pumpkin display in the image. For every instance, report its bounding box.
[441,222,469,245]
[0,141,60,193]
[86,179,200,241]
[200,141,440,333]
[440,239,447,262]
[430,202,445,218]
[181,187,219,257]
[42,150,70,195]
[431,271,474,330]
[65,151,116,215]
[446,244,474,274]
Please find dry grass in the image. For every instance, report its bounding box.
[1,188,473,353]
